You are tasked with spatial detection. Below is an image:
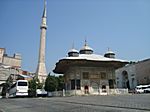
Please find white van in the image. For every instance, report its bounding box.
[144,86,150,93]
[9,80,28,97]
[135,85,150,93]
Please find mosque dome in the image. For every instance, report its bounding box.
[68,45,79,57]
[79,40,93,54]
[104,48,115,58]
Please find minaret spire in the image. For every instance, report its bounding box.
[40,0,47,30]
[42,0,47,18]
[36,0,47,83]
[84,36,87,46]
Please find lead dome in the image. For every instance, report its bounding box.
[104,48,115,58]
[79,40,93,54]
[68,46,79,57]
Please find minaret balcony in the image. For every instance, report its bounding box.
[40,24,47,29]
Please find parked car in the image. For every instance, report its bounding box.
[144,87,150,93]
[36,89,47,97]
[135,85,150,93]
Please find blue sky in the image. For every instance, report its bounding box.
[0,0,150,74]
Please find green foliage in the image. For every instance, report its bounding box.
[44,75,58,92]
[1,83,9,97]
[37,83,43,89]
[57,75,64,91]
[29,79,36,91]
[28,78,36,97]
[28,77,43,96]
[1,75,13,97]
[44,73,65,92]
[6,75,13,88]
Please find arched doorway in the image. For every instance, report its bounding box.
[122,71,130,89]
[102,85,106,93]
[91,82,99,93]
[84,85,89,94]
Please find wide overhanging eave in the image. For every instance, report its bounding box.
[53,59,129,74]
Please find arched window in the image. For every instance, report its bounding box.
[122,71,130,89]
[102,85,106,92]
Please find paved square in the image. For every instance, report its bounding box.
[0,94,150,112]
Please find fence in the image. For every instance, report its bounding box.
[109,89,128,94]
[47,88,128,97]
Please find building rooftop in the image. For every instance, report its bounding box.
[53,40,128,74]
[53,53,128,74]
[64,53,127,62]
[68,48,79,53]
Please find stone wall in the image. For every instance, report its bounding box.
[3,56,21,68]
[0,48,5,63]
[64,66,116,95]
[115,59,150,89]
[115,64,137,89]
[136,59,150,85]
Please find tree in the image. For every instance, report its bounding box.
[44,74,58,92]
[1,75,13,97]
[6,74,13,88]
[28,77,43,97]
[57,75,64,91]
[1,83,9,97]
[28,78,36,97]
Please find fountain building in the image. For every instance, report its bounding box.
[53,41,128,95]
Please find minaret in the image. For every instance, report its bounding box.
[36,0,47,83]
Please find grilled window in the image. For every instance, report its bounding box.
[101,72,106,79]
[82,72,89,79]
[71,80,75,90]
[76,79,80,90]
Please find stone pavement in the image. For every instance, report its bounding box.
[0,94,150,112]
[52,94,150,111]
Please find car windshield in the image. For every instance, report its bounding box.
[18,82,27,86]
